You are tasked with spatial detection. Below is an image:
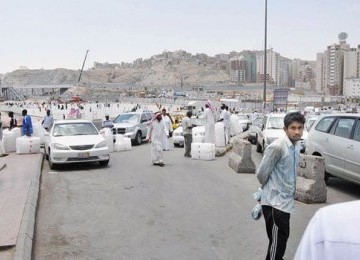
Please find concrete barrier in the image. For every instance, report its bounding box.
[295,154,327,204]
[228,135,255,174]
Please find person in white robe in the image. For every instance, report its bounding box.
[204,100,216,144]
[161,108,173,151]
[218,104,231,144]
[148,112,167,166]
[294,200,360,260]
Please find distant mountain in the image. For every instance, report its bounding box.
[1,50,234,87]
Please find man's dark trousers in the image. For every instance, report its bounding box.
[184,133,192,157]
[262,205,290,260]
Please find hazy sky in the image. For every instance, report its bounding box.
[1,0,360,74]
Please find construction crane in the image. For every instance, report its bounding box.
[78,50,89,85]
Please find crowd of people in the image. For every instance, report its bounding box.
[2,99,358,259]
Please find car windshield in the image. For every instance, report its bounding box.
[53,122,99,137]
[113,114,140,123]
[267,117,284,129]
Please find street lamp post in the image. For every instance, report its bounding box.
[263,0,268,112]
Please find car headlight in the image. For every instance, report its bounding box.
[266,137,278,144]
[126,127,135,133]
[53,143,70,150]
[95,141,107,148]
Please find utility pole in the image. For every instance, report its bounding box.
[78,50,89,85]
[263,0,268,112]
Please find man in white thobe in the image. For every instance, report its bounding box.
[161,108,173,151]
[218,104,231,144]
[295,200,360,260]
[149,112,167,166]
[204,101,216,144]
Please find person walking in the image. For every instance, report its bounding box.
[203,100,215,144]
[161,108,173,151]
[181,110,194,157]
[8,111,17,130]
[42,109,54,131]
[102,114,114,128]
[148,112,167,166]
[22,109,33,137]
[256,112,305,260]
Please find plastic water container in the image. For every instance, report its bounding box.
[191,142,215,161]
[230,114,243,136]
[32,122,46,145]
[3,128,22,153]
[100,128,114,153]
[16,136,41,154]
[192,135,204,143]
[215,122,225,147]
[114,137,132,152]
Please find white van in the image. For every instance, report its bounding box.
[306,113,360,185]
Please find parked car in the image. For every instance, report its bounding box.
[306,113,360,185]
[172,117,204,147]
[256,114,286,153]
[247,116,264,144]
[257,113,306,153]
[44,120,110,169]
[305,116,319,131]
[236,113,251,131]
[112,110,153,145]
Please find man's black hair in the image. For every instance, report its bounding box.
[186,110,192,117]
[284,112,305,128]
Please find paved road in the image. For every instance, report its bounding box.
[33,143,360,260]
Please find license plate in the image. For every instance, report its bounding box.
[78,152,90,158]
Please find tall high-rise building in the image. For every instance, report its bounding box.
[316,33,352,95]
[256,49,292,87]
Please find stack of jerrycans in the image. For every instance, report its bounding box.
[191,143,215,161]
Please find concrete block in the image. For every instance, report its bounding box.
[297,154,325,180]
[228,152,256,174]
[295,176,327,203]
[14,233,32,260]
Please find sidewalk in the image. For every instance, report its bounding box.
[0,152,43,260]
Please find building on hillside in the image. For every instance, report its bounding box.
[292,59,316,88]
[229,56,247,83]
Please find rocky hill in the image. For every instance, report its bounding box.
[1,50,233,88]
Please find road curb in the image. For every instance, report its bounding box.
[13,153,44,260]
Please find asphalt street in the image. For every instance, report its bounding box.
[33,142,360,260]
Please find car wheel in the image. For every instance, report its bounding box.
[324,172,330,185]
[133,131,142,145]
[254,135,258,145]
[256,142,262,153]
[48,151,56,170]
[99,160,109,166]
[174,143,179,147]
[45,147,49,160]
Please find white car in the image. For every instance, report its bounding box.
[44,120,110,169]
[257,113,306,153]
[236,114,251,131]
[256,114,286,153]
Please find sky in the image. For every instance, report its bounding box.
[1,0,360,74]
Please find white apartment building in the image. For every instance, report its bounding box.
[256,49,279,85]
[316,37,351,96]
[344,78,360,96]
